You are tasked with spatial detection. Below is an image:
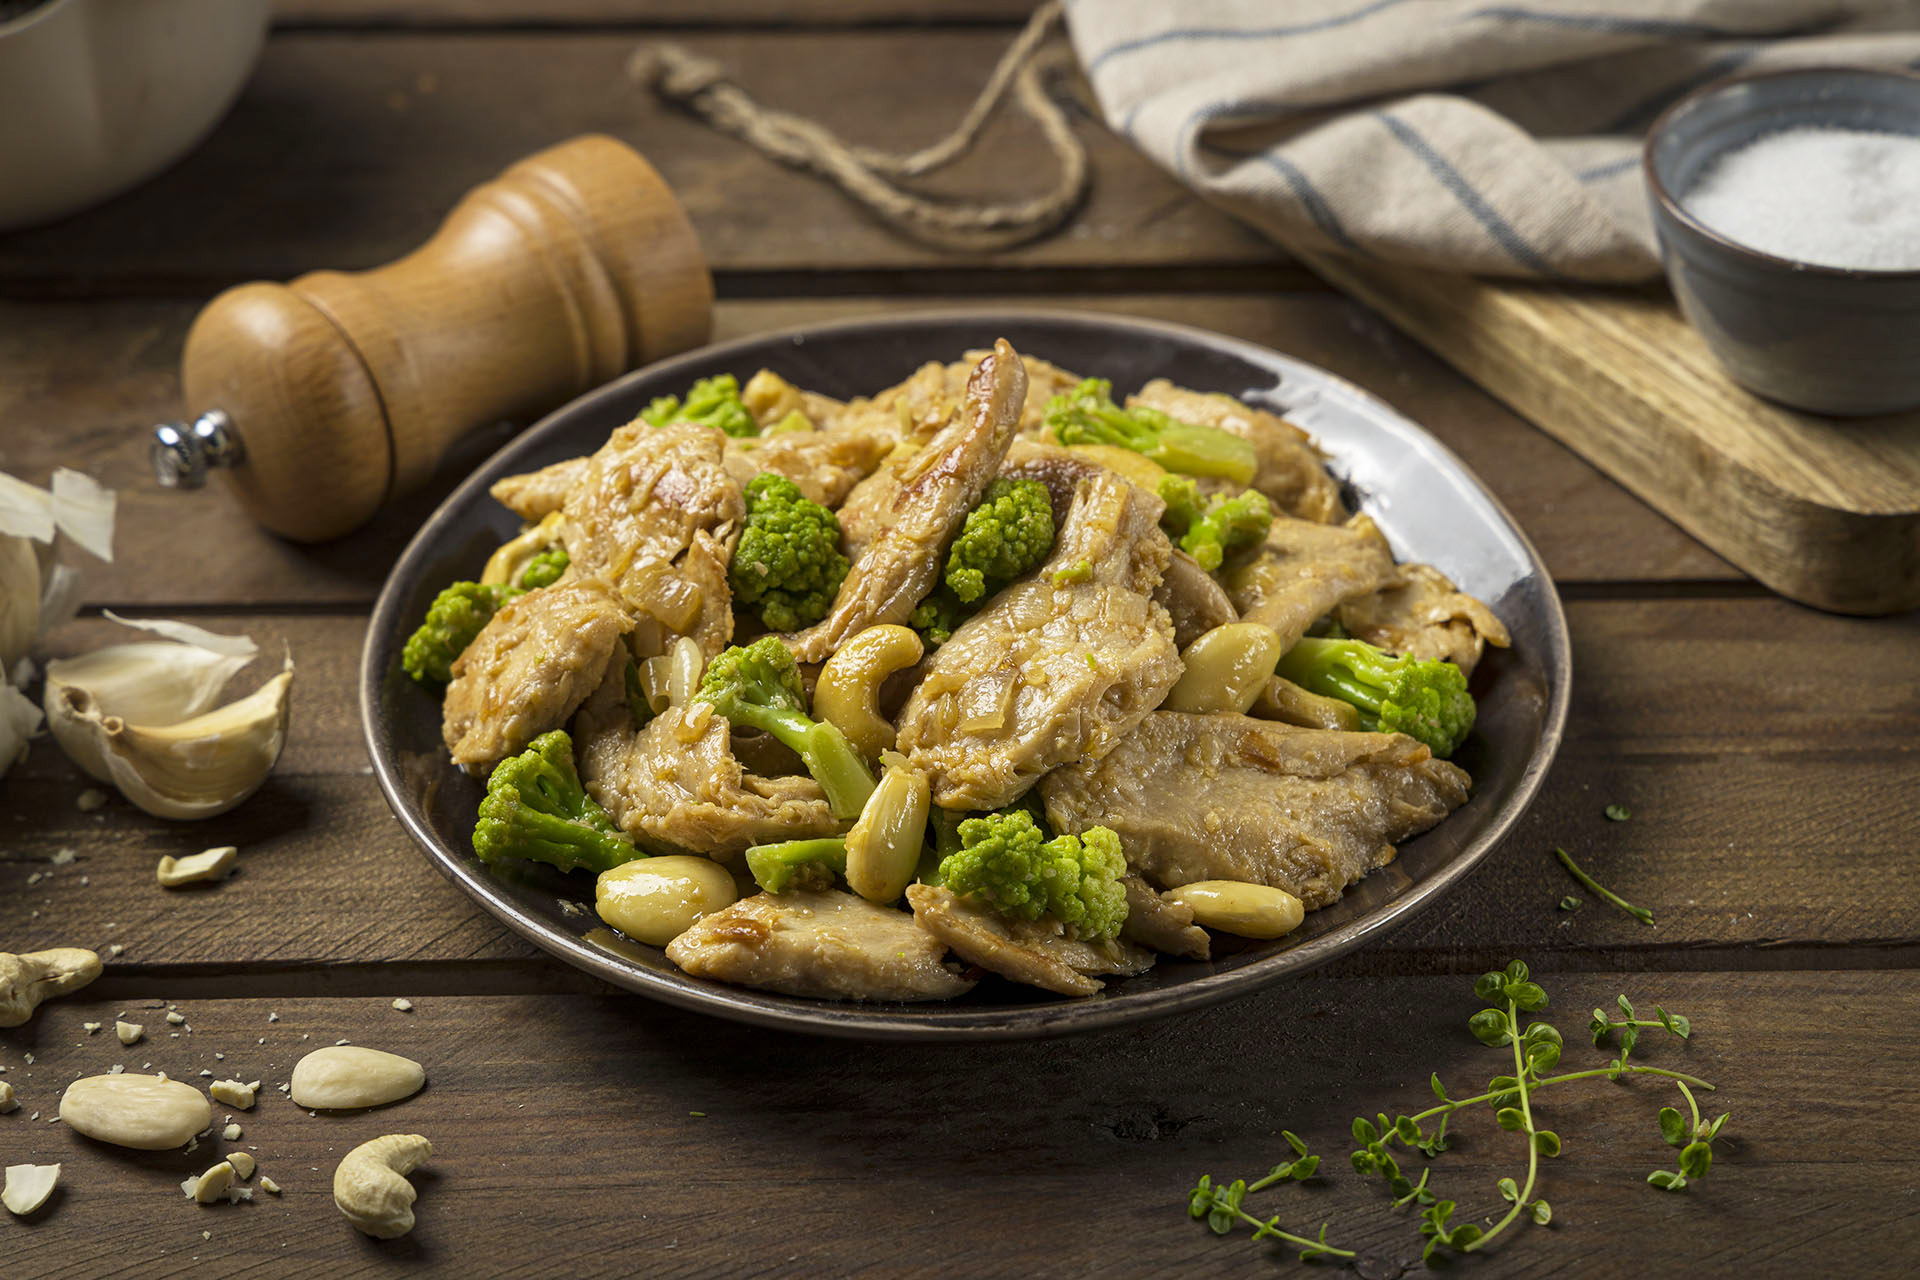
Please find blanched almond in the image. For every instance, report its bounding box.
[289,1046,424,1110]
[59,1074,209,1149]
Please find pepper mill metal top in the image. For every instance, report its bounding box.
[151,411,245,490]
[148,134,711,543]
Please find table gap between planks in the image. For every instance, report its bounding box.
[2,5,1915,1277]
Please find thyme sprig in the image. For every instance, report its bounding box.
[1187,961,1726,1267]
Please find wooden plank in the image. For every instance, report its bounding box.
[4,598,1911,978]
[0,294,1736,613]
[277,0,1043,24]
[0,30,1275,294]
[1300,253,1920,616]
[1,972,1915,1276]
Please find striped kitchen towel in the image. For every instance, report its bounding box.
[1062,0,1920,281]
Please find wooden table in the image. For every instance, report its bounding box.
[3,4,1915,1275]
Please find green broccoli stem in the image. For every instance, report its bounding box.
[1273,637,1389,721]
[1148,421,1258,486]
[475,806,635,877]
[746,837,848,894]
[726,702,876,820]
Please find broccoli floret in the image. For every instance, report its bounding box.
[909,588,966,649]
[745,837,847,894]
[1156,475,1272,572]
[402,581,519,685]
[1045,377,1256,486]
[640,374,758,438]
[515,546,569,590]
[945,477,1055,604]
[937,808,1129,940]
[1272,636,1476,758]
[697,636,876,819]
[729,473,850,631]
[472,730,640,876]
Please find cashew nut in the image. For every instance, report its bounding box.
[333,1134,432,1239]
[814,625,923,758]
[0,948,101,1027]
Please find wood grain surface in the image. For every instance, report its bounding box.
[3,9,1912,1278]
[3,974,1916,1279]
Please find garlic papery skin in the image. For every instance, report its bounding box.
[43,643,255,783]
[48,661,292,820]
[0,535,38,673]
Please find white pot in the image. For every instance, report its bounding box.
[0,0,269,232]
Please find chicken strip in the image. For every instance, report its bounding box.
[1120,876,1211,960]
[667,889,976,1001]
[787,338,1027,663]
[1336,562,1511,677]
[871,349,1082,444]
[578,701,841,861]
[1130,380,1347,524]
[563,421,743,658]
[442,579,632,771]
[905,884,1153,997]
[1154,549,1238,649]
[721,417,897,509]
[490,456,588,522]
[1223,513,1398,652]
[895,469,1182,810]
[1042,712,1470,910]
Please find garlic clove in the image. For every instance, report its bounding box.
[43,643,256,782]
[85,663,293,821]
[0,534,38,673]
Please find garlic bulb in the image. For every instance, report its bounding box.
[43,640,292,821]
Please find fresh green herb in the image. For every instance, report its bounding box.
[1189,962,1727,1265]
[1558,896,1582,911]
[1604,804,1632,822]
[1555,847,1653,926]
[689,1110,707,1118]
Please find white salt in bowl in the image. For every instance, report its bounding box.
[1644,66,1920,416]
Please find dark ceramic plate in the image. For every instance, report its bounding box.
[361,310,1570,1041]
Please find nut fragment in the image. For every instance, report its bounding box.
[0,1082,16,1112]
[3,1163,59,1215]
[259,1175,281,1194]
[333,1134,431,1238]
[228,1152,255,1179]
[290,1046,425,1110]
[0,948,102,1026]
[222,1123,242,1141]
[59,1074,210,1149]
[115,1020,143,1045]
[209,1079,256,1110]
[156,845,237,888]
[185,1160,235,1204]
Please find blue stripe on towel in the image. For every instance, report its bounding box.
[1575,153,1640,184]
[1373,110,1560,276]
[1459,6,1843,41]
[1086,0,1412,78]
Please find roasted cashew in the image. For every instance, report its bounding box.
[0,948,101,1027]
[333,1134,433,1239]
[814,625,923,759]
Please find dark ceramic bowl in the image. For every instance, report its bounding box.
[361,311,1571,1041]
[1645,65,1920,415]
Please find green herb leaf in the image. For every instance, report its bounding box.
[1559,895,1583,910]
[1283,1129,1308,1158]
[1497,1176,1519,1202]
[1648,1169,1687,1192]
[1469,1008,1513,1046]
[1679,1141,1713,1179]
[1605,804,1631,821]
[1531,1199,1553,1224]
[1430,1072,1450,1101]
[1352,1117,1379,1145]
[1496,1107,1526,1132]
[1533,1130,1562,1157]
[1659,1106,1687,1146]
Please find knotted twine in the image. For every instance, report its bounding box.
[628,2,1087,253]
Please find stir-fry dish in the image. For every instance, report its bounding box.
[401,340,1511,1002]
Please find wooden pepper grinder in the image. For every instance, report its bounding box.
[151,134,712,542]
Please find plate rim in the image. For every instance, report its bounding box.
[359,306,1573,1042]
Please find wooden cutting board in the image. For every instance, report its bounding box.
[1296,251,1920,616]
